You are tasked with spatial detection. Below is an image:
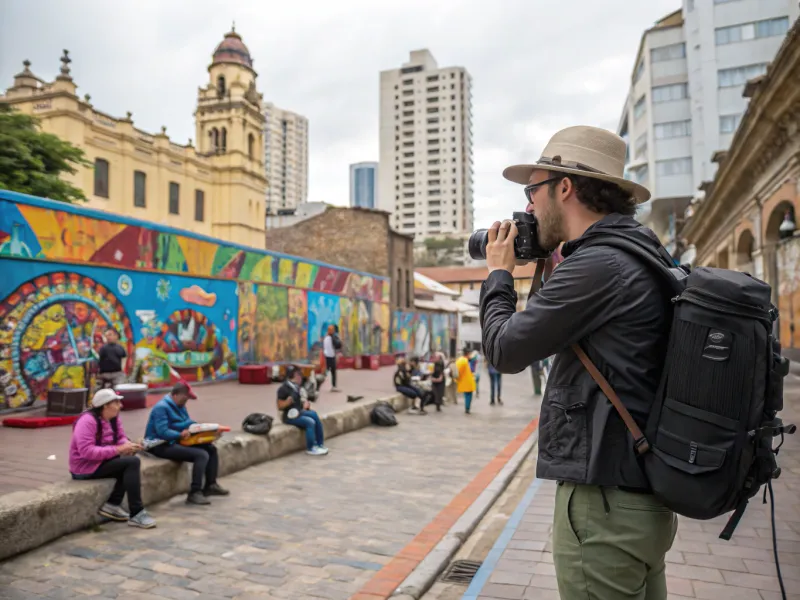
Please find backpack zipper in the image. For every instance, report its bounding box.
[673,288,771,322]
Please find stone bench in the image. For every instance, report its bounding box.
[0,394,411,561]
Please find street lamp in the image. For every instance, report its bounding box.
[779,209,796,240]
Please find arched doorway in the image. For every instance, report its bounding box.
[736,229,755,273]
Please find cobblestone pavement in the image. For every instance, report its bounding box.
[0,369,541,600]
[460,375,800,600]
[0,366,400,496]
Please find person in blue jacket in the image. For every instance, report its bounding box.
[145,381,229,505]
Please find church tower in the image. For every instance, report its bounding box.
[196,27,268,248]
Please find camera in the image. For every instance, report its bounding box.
[468,212,552,262]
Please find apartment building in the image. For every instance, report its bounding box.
[349,162,378,209]
[263,102,309,215]
[618,1,798,257]
[378,49,474,238]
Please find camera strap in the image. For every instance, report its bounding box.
[528,258,650,456]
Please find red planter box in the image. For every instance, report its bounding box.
[361,355,380,370]
[338,356,356,369]
[239,365,269,384]
[380,354,396,367]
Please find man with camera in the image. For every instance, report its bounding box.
[478,126,677,599]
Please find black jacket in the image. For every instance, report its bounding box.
[393,367,411,389]
[480,214,671,488]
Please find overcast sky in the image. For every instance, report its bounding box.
[1,0,679,229]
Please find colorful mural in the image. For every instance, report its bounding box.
[0,196,388,303]
[0,191,457,411]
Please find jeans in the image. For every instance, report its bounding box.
[474,372,480,396]
[150,443,219,493]
[553,482,677,599]
[325,356,337,387]
[396,385,421,399]
[72,455,144,516]
[285,409,325,451]
[489,373,502,403]
[463,391,473,412]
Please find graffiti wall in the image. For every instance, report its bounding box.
[0,191,456,411]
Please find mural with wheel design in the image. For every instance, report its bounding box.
[0,272,134,410]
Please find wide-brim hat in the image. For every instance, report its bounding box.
[503,126,650,203]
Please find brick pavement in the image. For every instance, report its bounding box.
[461,375,800,600]
[0,366,399,496]
[0,369,541,600]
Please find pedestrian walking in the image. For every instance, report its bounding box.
[454,348,476,414]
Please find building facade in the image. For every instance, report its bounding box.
[0,30,269,249]
[617,2,798,256]
[349,162,378,209]
[263,103,309,214]
[262,205,415,311]
[378,49,474,238]
[681,18,800,351]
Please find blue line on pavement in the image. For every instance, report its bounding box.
[461,476,544,600]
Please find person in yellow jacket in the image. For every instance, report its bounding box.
[454,348,476,414]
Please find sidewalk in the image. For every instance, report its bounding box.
[0,370,540,600]
[461,375,800,600]
[0,366,399,497]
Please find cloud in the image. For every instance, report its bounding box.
[0,0,679,229]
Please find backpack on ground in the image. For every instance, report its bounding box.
[553,233,795,538]
[242,413,273,435]
[371,402,398,427]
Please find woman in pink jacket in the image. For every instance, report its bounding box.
[69,389,156,529]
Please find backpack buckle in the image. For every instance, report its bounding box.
[634,436,650,454]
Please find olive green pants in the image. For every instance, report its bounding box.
[553,482,678,600]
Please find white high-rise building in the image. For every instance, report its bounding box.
[350,162,378,209]
[618,2,798,257]
[378,50,474,237]
[263,102,308,214]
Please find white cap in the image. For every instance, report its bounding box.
[91,388,124,409]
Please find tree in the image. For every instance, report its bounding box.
[0,104,91,203]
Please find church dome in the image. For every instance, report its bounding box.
[211,28,253,69]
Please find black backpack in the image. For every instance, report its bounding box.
[242,413,274,435]
[565,233,795,540]
[332,334,343,351]
[371,402,398,427]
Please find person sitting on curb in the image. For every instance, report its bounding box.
[144,381,229,505]
[69,388,156,529]
[393,357,426,415]
[278,365,329,456]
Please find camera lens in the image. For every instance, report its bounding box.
[468,229,488,260]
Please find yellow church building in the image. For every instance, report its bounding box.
[0,29,268,249]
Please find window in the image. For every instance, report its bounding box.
[168,182,180,215]
[194,190,204,221]
[248,133,255,159]
[635,166,649,185]
[720,113,742,133]
[652,83,688,103]
[133,171,146,207]
[633,95,646,120]
[656,157,692,176]
[718,63,767,87]
[220,127,227,152]
[634,133,648,159]
[396,268,403,306]
[716,17,788,45]
[94,158,109,198]
[651,43,686,63]
[405,270,411,309]
[654,120,692,139]
[633,59,645,83]
[217,75,226,98]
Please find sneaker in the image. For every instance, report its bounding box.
[408,406,419,414]
[331,387,341,393]
[186,491,211,505]
[203,483,230,497]
[498,398,504,405]
[306,446,327,456]
[99,502,129,522]
[128,510,157,529]
[317,445,330,455]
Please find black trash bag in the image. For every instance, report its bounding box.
[242,413,274,435]
[371,402,398,427]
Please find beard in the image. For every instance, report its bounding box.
[536,190,565,251]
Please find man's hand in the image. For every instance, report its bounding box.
[180,429,191,440]
[486,220,518,274]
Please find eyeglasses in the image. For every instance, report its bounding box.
[524,177,562,204]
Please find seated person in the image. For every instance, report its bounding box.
[278,365,329,456]
[393,357,426,415]
[145,381,229,505]
[69,388,156,529]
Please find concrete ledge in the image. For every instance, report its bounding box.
[0,394,411,561]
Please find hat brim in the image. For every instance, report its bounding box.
[503,164,651,204]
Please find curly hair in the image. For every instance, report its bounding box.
[548,173,637,216]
